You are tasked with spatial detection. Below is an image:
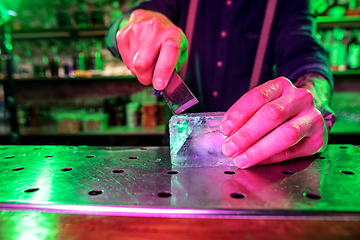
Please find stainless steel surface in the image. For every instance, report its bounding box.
[0,144,359,217]
[163,72,199,114]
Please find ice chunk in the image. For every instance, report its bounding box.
[169,112,234,167]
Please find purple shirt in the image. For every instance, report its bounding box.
[106,0,332,112]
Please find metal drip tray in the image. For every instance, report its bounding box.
[0,144,359,217]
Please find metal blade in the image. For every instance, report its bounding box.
[162,72,199,115]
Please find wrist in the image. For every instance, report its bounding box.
[295,73,336,132]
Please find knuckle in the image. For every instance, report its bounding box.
[164,38,181,51]
[251,146,266,161]
[252,89,269,103]
[133,58,150,73]
[298,88,314,104]
[130,22,138,32]
[283,123,302,143]
[156,63,174,75]
[264,103,285,122]
[150,19,161,32]
[238,128,253,144]
[281,148,292,160]
[229,108,246,121]
[168,26,183,37]
[276,76,292,86]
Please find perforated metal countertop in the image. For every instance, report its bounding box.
[0,144,359,218]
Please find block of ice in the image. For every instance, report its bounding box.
[169,112,234,167]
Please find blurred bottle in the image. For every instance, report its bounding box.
[56,0,72,28]
[109,1,123,25]
[73,40,92,78]
[346,0,360,16]
[348,29,360,70]
[104,98,127,126]
[330,27,348,71]
[19,43,34,79]
[12,46,22,79]
[90,40,104,75]
[90,3,104,27]
[32,41,50,78]
[0,50,6,79]
[74,0,89,28]
[60,42,74,78]
[74,41,86,71]
[49,44,60,78]
[0,84,9,134]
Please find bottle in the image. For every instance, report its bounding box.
[61,43,74,78]
[74,0,89,28]
[75,41,86,71]
[20,43,34,79]
[348,29,360,70]
[0,49,6,79]
[90,3,105,27]
[330,27,348,71]
[56,0,72,28]
[346,0,360,16]
[109,1,123,25]
[49,44,60,78]
[90,40,104,75]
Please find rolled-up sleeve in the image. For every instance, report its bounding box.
[274,0,333,88]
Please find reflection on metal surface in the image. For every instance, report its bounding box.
[0,145,359,217]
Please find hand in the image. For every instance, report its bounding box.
[219,77,328,169]
[116,9,188,90]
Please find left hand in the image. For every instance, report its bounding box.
[219,77,328,169]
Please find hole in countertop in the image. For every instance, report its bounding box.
[282,170,295,175]
[230,192,246,199]
[88,189,103,195]
[12,167,24,171]
[61,168,73,172]
[24,188,40,193]
[158,191,172,198]
[303,192,321,200]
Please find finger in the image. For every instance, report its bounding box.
[221,88,313,158]
[220,77,294,136]
[256,135,324,166]
[116,28,131,70]
[232,114,315,169]
[133,21,162,85]
[129,23,144,75]
[153,38,181,90]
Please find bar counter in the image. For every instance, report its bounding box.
[0,144,359,239]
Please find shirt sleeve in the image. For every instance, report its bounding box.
[274,0,333,89]
[104,0,184,59]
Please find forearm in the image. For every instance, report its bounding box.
[294,73,336,132]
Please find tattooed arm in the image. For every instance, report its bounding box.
[294,73,336,133]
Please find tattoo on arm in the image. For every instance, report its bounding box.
[294,73,336,132]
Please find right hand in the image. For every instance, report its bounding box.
[117,9,188,90]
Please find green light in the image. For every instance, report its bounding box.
[5,43,13,51]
